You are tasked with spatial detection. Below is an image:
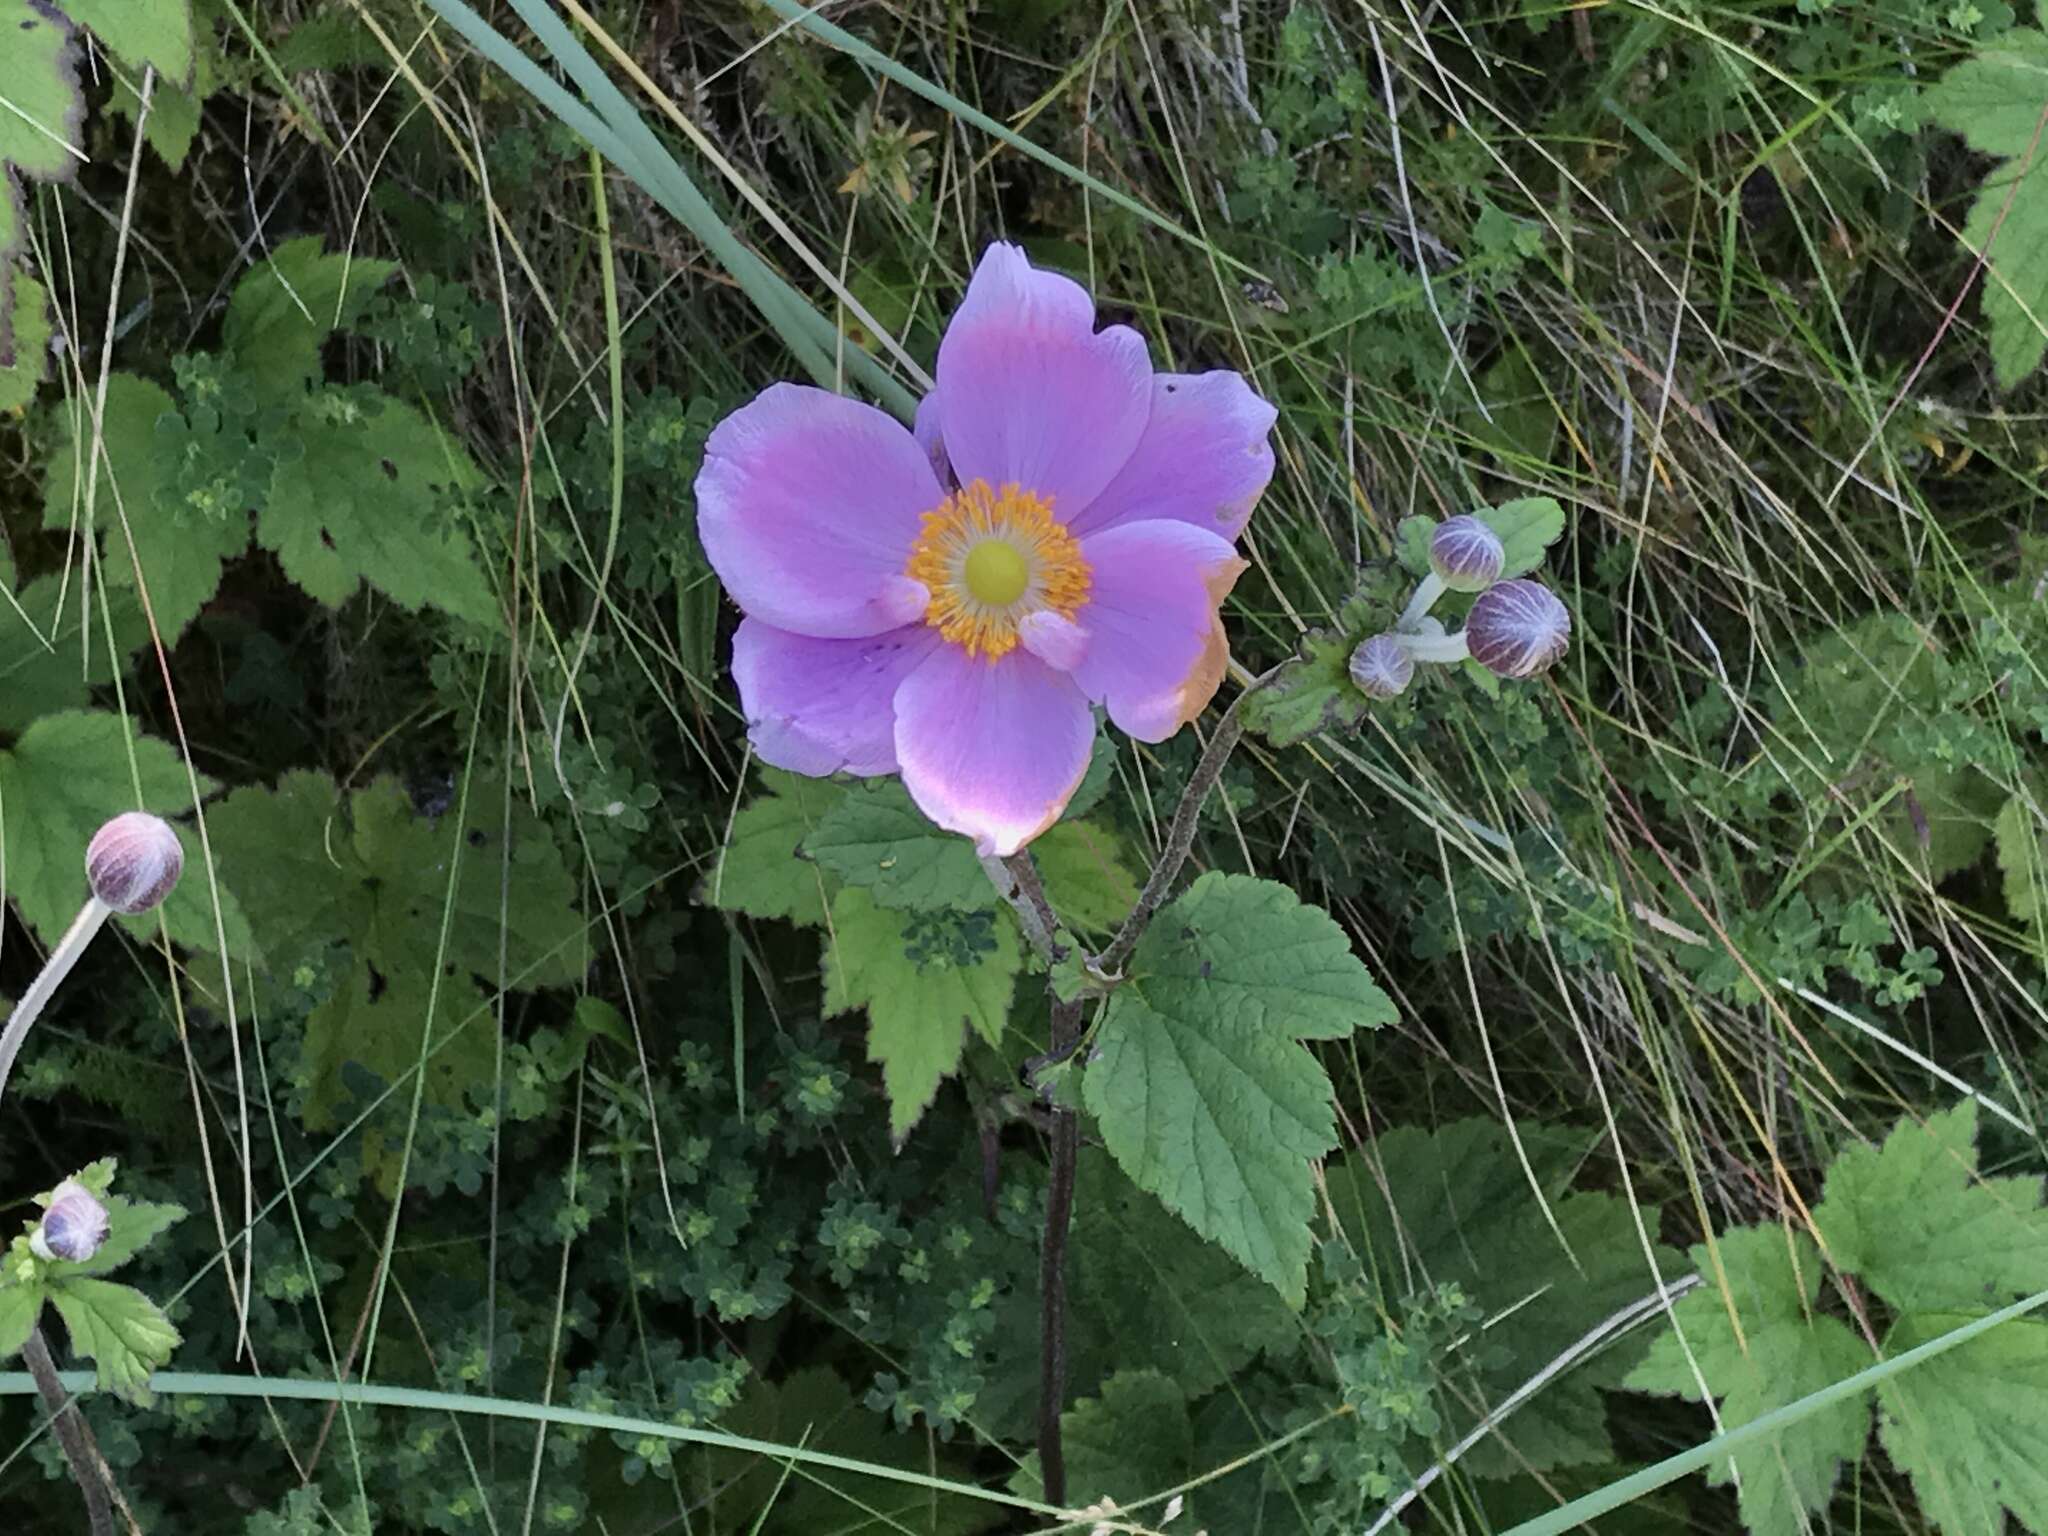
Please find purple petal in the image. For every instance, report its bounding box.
[934,244,1152,518]
[732,619,941,777]
[697,383,942,638]
[892,648,1095,855]
[1068,371,1277,540]
[1072,520,1246,741]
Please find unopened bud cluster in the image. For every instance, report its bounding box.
[1349,517,1571,698]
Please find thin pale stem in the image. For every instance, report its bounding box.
[1397,571,1445,631]
[1392,629,1470,665]
[22,1328,115,1536]
[0,898,111,1101]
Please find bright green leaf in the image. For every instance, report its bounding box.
[42,372,245,645]
[0,572,149,735]
[0,1281,44,1359]
[0,2,82,184]
[1129,873,1396,1037]
[1627,1226,1871,1536]
[46,1275,180,1404]
[1031,820,1140,933]
[1928,31,2048,386]
[1996,792,2046,931]
[1481,495,1567,578]
[0,710,213,946]
[61,0,194,83]
[1813,1101,2048,1314]
[823,887,1018,1144]
[261,391,497,622]
[1396,514,1436,578]
[1926,27,2048,159]
[805,779,987,912]
[1085,989,1334,1306]
[0,271,50,412]
[1084,874,1393,1304]
[222,236,398,393]
[1879,1311,2048,1536]
[704,768,845,926]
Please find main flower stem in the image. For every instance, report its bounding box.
[1024,664,1282,1508]
[22,1327,114,1536]
[0,898,112,1101]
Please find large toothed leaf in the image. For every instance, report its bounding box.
[1083,874,1393,1305]
[222,236,398,394]
[1878,1311,2048,1536]
[47,1277,180,1405]
[1627,1226,1871,1536]
[703,768,845,927]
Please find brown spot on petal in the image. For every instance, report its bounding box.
[1168,555,1248,731]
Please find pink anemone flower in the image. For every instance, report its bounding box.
[697,243,1276,855]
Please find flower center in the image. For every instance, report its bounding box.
[905,479,1090,660]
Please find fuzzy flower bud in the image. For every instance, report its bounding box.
[86,812,184,914]
[1429,515,1506,592]
[1465,579,1571,678]
[1348,633,1415,699]
[31,1180,110,1263]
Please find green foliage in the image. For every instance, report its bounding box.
[824,888,1019,1142]
[1629,1104,2048,1536]
[208,770,585,1130]
[807,778,989,911]
[706,767,843,925]
[1,271,50,411]
[1328,1118,1683,1478]
[1084,873,1395,1305]
[1928,28,2048,385]
[0,1163,186,1404]
[0,709,241,952]
[40,242,495,644]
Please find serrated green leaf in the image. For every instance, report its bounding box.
[1996,792,2045,930]
[261,391,497,622]
[46,1276,179,1404]
[804,779,987,911]
[222,236,398,393]
[0,1280,44,1358]
[1396,514,1436,577]
[0,2,82,185]
[1031,820,1140,933]
[1813,1101,2048,1314]
[42,372,246,644]
[0,271,50,411]
[61,0,194,83]
[823,887,1019,1143]
[0,710,232,950]
[1069,1151,1298,1400]
[1878,1311,2048,1536]
[1084,874,1392,1304]
[1481,495,1566,578]
[1928,31,2048,386]
[209,772,586,1133]
[705,768,844,926]
[1926,27,2048,159]
[1330,1118,1684,1476]
[1627,1226,1870,1536]
[1126,873,1396,1037]
[0,572,149,735]
[1011,1369,1193,1510]
[1240,623,1370,747]
[1085,988,1334,1306]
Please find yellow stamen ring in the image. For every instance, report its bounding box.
[905,479,1091,659]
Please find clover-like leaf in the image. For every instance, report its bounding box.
[1479,495,1566,578]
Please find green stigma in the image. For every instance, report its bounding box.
[963,539,1030,606]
